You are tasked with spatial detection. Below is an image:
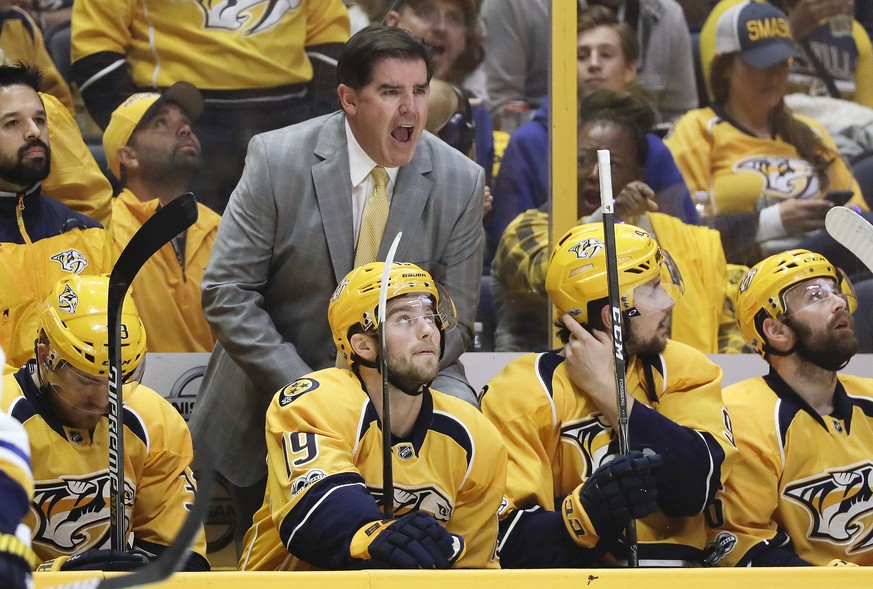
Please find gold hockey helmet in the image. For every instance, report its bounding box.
[735,249,856,355]
[328,262,456,366]
[545,222,683,325]
[40,274,147,381]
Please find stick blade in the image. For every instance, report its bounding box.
[110,193,199,290]
[825,206,873,274]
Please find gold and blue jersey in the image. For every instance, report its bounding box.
[238,367,507,570]
[1,363,208,569]
[481,342,737,567]
[706,369,873,566]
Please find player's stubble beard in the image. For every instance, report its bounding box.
[386,344,440,396]
[625,310,670,356]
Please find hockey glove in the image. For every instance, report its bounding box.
[350,510,466,569]
[562,450,662,548]
[39,548,149,572]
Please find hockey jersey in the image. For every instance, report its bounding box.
[665,106,865,216]
[110,190,220,352]
[0,409,32,535]
[0,187,112,370]
[480,343,737,567]
[705,369,873,566]
[0,8,73,111]
[238,367,507,570]
[1,364,208,568]
[71,0,350,92]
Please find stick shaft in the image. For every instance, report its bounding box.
[597,149,639,567]
[107,193,198,549]
[378,232,403,519]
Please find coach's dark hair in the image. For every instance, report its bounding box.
[337,24,434,90]
[0,62,42,93]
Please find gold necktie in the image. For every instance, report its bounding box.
[354,166,390,267]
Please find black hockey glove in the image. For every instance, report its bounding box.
[59,548,149,571]
[350,510,466,569]
[562,450,662,548]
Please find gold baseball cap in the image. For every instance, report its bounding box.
[102,81,204,179]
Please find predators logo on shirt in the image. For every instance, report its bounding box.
[49,249,89,274]
[734,156,821,201]
[783,461,873,553]
[29,472,134,554]
[559,415,612,479]
[196,0,300,35]
[369,484,455,523]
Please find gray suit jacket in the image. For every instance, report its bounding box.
[189,111,485,486]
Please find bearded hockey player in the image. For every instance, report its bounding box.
[481,222,737,567]
[1,274,208,571]
[706,249,873,566]
[238,262,506,570]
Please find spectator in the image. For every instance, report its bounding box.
[580,0,699,124]
[103,83,220,353]
[238,262,506,570]
[479,0,549,122]
[70,0,350,214]
[491,89,741,354]
[0,1,72,110]
[0,63,112,371]
[1,274,209,571]
[386,0,494,187]
[700,0,873,109]
[665,0,867,268]
[705,250,873,566]
[486,8,697,269]
[481,221,737,567]
[189,25,485,555]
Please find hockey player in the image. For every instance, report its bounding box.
[481,222,737,567]
[1,274,209,571]
[705,250,873,566]
[238,262,507,570]
[0,344,36,589]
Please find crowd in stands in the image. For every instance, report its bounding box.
[2,0,873,580]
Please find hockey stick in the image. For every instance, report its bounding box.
[44,446,215,589]
[378,232,403,519]
[107,193,198,550]
[597,149,639,567]
[825,206,873,275]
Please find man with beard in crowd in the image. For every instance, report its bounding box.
[103,83,220,353]
[0,62,112,371]
[705,250,873,566]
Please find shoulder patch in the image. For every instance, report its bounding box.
[279,378,319,406]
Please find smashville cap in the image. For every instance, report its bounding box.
[102,81,204,179]
[715,0,799,69]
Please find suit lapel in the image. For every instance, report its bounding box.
[385,140,434,261]
[313,113,355,283]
